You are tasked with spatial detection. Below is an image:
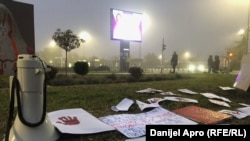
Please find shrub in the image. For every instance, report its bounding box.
[106,73,117,80]
[49,75,74,86]
[128,67,144,80]
[46,65,58,81]
[74,61,89,75]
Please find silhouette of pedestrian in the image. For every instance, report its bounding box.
[207,55,213,73]
[213,55,220,73]
[170,51,178,73]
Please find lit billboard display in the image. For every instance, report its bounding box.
[110,8,143,42]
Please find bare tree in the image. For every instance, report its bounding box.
[52,28,84,75]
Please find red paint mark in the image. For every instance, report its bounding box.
[56,116,80,125]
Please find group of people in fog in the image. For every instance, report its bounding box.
[169,52,221,74]
[207,55,220,73]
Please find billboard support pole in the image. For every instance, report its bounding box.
[161,38,166,73]
[120,40,130,72]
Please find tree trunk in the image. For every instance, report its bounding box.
[65,50,68,76]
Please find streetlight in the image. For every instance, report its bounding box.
[79,31,90,58]
[184,51,190,60]
[237,28,245,36]
[49,40,56,47]
[161,38,166,73]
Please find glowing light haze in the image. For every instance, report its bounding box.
[15,0,249,61]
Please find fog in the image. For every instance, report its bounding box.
[16,0,248,62]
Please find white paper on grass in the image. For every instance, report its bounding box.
[147,97,198,105]
[233,63,250,91]
[99,107,197,138]
[147,97,164,104]
[159,91,177,96]
[111,98,134,112]
[136,88,163,94]
[208,99,230,107]
[218,109,248,119]
[237,106,250,116]
[200,93,231,103]
[219,86,235,91]
[48,108,115,134]
[239,103,250,107]
[136,100,160,111]
[178,89,198,94]
[163,96,198,103]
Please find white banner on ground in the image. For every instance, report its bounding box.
[99,107,197,138]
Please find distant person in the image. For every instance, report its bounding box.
[213,55,220,73]
[207,55,213,73]
[170,51,178,73]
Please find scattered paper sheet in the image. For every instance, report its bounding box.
[163,96,198,103]
[147,98,164,104]
[173,105,232,124]
[208,99,230,107]
[218,109,248,119]
[219,86,235,91]
[147,96,198,104]
[239,103,250,107]
[125,137,145,141]
[99,107,197,138]
[136,88,163,94]
[48,108,115,134]
[111,98,134,112]
[200,93,231,102]
[178,89,198,94]
[136,100,160,111]
[237,106,250,116]
[159,91,177,96]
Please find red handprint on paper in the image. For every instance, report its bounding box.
[56,116,80,125]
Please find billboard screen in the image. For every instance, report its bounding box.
[110,8,143,42]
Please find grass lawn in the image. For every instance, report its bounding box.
[0,73,250,141]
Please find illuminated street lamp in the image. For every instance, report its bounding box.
[79,31,89,58]
[49,40,56,47]
[184,51,190,60]
[229,52,233,57]
[49,40,63,67]
[237,29,245,36]
[160,38,166,73]
[79,32,89,41]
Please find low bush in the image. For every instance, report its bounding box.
[128,67,144,80]
[46,65,58,81]
[74,61,89,75]
[0,71,194,88]
[106,73,117,81]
